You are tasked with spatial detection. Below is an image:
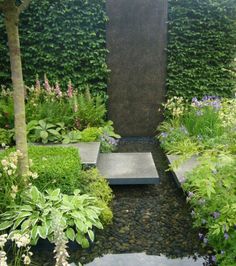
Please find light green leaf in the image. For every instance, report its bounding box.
[0,221,13,231]
[66,228,75,241]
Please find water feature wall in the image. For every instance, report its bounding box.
[106,0,168,136]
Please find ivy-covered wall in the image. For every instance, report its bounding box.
[0,0,235,99]
[167,0,236,99]
[0,0,108,97]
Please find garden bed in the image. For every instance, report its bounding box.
[157,96,236,265]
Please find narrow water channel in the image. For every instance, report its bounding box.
[32,138,211,265]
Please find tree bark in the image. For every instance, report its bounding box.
[4,5,29,176]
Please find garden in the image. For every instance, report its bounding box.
[0,0,235,265]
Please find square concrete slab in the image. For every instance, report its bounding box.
[97,153,159,185]
[71,142,100,166]
[167,155,199,187]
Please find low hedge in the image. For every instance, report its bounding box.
[29,146,82,194]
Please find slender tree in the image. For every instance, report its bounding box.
[0,0,31,175]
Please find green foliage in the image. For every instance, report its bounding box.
[168,0,236,98]
[182,153,236,265]
[0,186,103,247]
[28,146,82,194]
[157,97,233,155]
[80,127,103,142]
[0,0,109,98]
[75,90,106,130]
[27,120,66,144]
[0,128,13,145]
[158,96,236,265]
[26,96,75,127]
[182,106,223,139]
[0,146,113,225]
[78,169,113,225]
[0,90,14,129]
[0,150,40,213]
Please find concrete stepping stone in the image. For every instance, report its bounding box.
[167,155,199,187]
[68,142,100,166]
[97,153,159,185]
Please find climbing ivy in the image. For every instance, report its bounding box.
[0,0,109,97]
[167,0,236,99]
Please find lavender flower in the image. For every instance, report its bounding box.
[212,169,217,175]
[196,110,203,116]
[203,237,208,244]
[160,132,168,138]
[198,198,206,205]
[212,211,220,219]
[180,125,188,134]
[188,191,194,198]
[211,255,217,263]
[224,233,229,240]
[198,233,204,240]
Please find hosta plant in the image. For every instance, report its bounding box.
[0,186,103,248]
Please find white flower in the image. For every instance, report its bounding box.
[22,254,31,265]
[16,150,23,157]
[0,234,8,248]
[0,251,7,266]
[1,160,8,167]
[11,233,30,248]
[9,163,17,170]
[11,185,18,193]
[7,170,12,176]
[31,172,38,179]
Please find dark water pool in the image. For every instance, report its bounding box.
[32,138,211,265]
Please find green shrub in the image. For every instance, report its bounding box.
[0,128,13,146]
[0,0,109,98]
[75,90,106,130]
[80,127,103,142]
[26,97,75,128]
[0,186,103,247]
[0,146,113,225]
[183,153,236,265]
[78,169,113,225]
[29,146,82,194]
[0,92,14,129]
[167,0,236,99]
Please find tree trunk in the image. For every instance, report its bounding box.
[4,8,29,176]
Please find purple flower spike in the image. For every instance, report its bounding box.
[203,237,208,244]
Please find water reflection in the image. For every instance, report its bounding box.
[81,253,205,266]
